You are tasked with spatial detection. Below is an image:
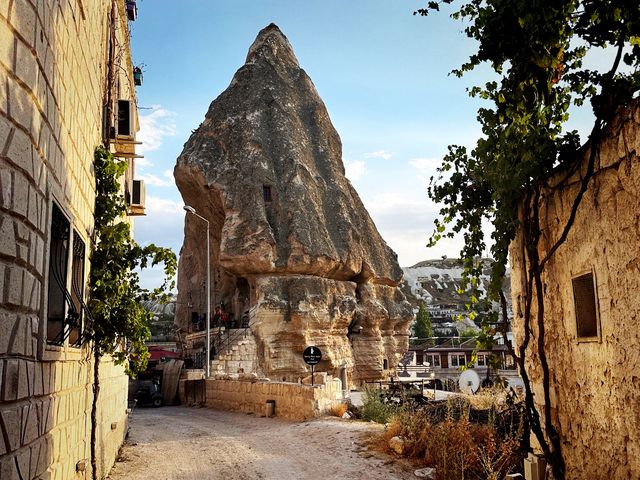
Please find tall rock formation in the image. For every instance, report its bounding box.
[174,24,412,383]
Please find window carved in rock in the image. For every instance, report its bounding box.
[263,185,272,203]
[572,271,600,340]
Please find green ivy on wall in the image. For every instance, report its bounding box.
[89,145,177,374]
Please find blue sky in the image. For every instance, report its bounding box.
[128,0,598,290]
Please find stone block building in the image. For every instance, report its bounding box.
[510,100,640,478]
[0,1,144,478]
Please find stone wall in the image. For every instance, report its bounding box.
[181,377,345,421]
[510,100,640,479]
[0,1,139,479]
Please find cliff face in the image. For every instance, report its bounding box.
[174,24,412,383]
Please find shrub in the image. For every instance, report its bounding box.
[360,387,401,423]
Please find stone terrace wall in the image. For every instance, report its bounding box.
[181,377,344,421]
[510,100,640,479]
[0,1,138,479]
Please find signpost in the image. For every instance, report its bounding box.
[303,346,322,386]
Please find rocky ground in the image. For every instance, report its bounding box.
[107,406,416,480]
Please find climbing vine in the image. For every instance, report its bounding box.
[90,145,177,373]
[89,146,176,479]
[417,1,640,478]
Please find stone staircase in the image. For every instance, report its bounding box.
[210,329,263,376]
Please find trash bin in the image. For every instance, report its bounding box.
[266,400,276,417]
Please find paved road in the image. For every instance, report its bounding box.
[107,406,416,480]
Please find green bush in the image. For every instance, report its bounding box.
[360,387,401,423]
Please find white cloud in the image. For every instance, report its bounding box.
[409,157,438,172]
[409,157,441,188]
[366,192,437,222]
[360,190,462,267]
[365,150,393,160]
[137,106,177,157]
[138,169,174,187]
[344,159,366,181]
[144,195,184,216]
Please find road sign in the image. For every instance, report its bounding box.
[303,346,322,386]
[303,346,322,365]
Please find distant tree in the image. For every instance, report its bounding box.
[417,1,640,477]
[413,303,434,340]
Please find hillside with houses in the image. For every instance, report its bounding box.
[403,258,513,335]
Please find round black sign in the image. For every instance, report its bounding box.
[303,346,322,365]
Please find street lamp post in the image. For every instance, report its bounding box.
[183,205,211,378]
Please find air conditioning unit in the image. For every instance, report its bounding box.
[116,99,135,140]
[131,179,145,206]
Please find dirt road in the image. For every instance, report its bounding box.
[108,406,416,480]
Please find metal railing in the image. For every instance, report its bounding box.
[409,336,477,348]
[209,305,258,367]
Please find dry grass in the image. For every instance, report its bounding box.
[466,386,516,410]
[328,402,349,418]
[368,421,404,455]
[369,395,525,480]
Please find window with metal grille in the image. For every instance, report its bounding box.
[263,185,272,203]
[68,233,86,347]
[572,272,600,339]
[46,204,90,346]
[47,203,72,345]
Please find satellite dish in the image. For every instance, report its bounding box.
[459,369,481,394]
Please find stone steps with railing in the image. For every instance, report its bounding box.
[210,329,262,375]
[182,306,263,375]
